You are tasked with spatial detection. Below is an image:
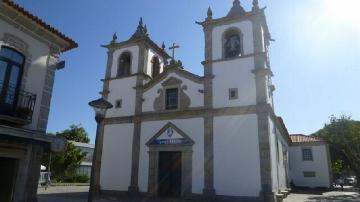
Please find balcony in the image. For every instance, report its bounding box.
[0,88,36,125]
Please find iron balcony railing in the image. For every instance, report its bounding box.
[0,84,36,123]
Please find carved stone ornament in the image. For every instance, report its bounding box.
[153,77,191,111]
[153,89,164,111]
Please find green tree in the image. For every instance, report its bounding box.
[313,115,360,187]
[57,124,90,143]
[43,125,90,182]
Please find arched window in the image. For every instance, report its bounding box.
[151,56,160,78]
[0,46,25,109]
[223,29,243,59]
[117,52,131,77]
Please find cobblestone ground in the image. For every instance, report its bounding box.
[283,186,360,202]
[38,186,360,202]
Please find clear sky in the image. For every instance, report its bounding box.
[16,0,360,143]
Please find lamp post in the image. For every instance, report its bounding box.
[88,98,113,202]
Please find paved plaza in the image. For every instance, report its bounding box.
[38,186,360,202]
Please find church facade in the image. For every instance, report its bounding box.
[94,1,331,201]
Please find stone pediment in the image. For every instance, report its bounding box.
[146,122,195,146]
[142,67,203,92]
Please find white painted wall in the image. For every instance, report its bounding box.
[100,124,134,191]
[142,72,204,112]
[138,118,204,193]
[106,77,137,117]
[212,57,256,108]
[289,144,331,188]
[145,48,165,77]
[268,117,289,192]
[212,20,254,60]
[111,46,139,78]
[213,114,261,196]
[0,19,52,131]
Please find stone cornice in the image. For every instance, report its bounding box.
[0,124,66,152]
[201,52,266,66]
[104,105,257,125]
[102,36,170,59]
[0,1,77,52]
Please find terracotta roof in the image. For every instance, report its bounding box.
[2,0,78,52]
[290,134,324,143]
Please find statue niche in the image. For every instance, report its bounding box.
[224,29,243,58]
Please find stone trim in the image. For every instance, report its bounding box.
[146,122,195,146]
[202,21,216,198]
[128,42,148,194]
[102,49,114,99]
[102,36,170,59]
[202,51,266,65]
[142,66,204,92]
[0,7,71,53]
[290,141,327,146]
[153,77,191,112]
[104,105,257,125]
[0,33,32,97]
[147,145,193,198]
[37,55,58,131]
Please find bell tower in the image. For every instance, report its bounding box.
[197,0,277,200]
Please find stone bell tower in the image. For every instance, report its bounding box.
[197,0,277,200]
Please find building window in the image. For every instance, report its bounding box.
[151,56,160,78]
[223,28,243,59]
[302,148,313,161]
[229,88,238,100]
[117,52,131,77]
[303,171,316,178]
[0,46,25,110]
[115,99,122,108]
[165,88,178,110]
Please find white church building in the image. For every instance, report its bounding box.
[93,1,332,201]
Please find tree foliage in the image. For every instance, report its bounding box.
[313,115,360,187]
[56,124,90,143]
[43,125,91,181]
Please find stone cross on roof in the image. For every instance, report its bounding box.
[169,42,180,61]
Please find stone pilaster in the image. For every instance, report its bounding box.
[128,43,148,194]
[25,144,44,202]
[202,23,216,198]
[251,12,275,201]
[37,54,58,131]
[102,48,115,99]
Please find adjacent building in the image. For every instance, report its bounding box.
[289,134,332,189]
[71,141,94,177]
[0,1,77,201]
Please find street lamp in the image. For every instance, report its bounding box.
[88,98,113,202]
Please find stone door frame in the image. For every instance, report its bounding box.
[146,122,194,198]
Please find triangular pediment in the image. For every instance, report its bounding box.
[142,67,203,92]
[146,122,195,146]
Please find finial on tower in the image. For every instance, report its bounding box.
[227,0,245,17]
[252,0,259,11]
[111,32,117,43]
[207,7,213,20]
[130,17,148,39]
[161,42,166,50]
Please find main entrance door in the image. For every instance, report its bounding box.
[0,157,18,202]
[157,151,182,197]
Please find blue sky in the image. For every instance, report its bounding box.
[16,0,360,143]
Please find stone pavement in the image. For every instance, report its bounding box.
[38,186,360,202]
[283,187,360,202]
